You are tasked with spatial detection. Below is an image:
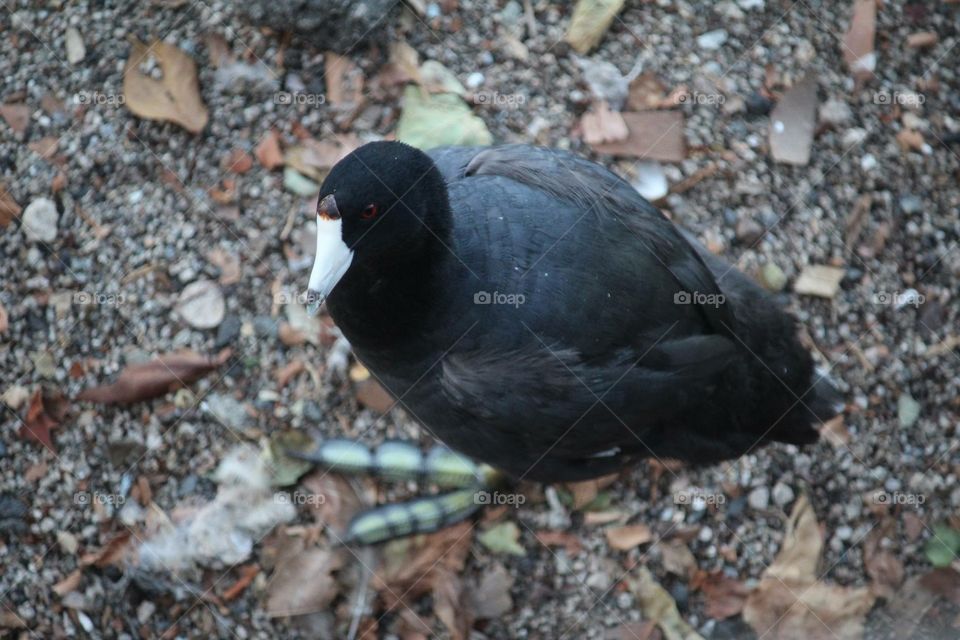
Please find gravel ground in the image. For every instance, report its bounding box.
[1,0,959,638]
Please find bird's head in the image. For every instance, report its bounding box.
[306,141,450,314]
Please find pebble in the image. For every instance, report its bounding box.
[175,279,225,329]
[283,167,320,197]
[137,601,157,624]
[466,72,484,89]
[748,486,769,510]
[21,198,59,243]
[836,525,853,541]
[745,92,774,117]
[819,98,852,125]
[860,154,878,171]
[772,482,795,506]
[698,526,714,542]
[697,29,728,50]
[760,263,787,292]
[204,393,248,430]
[899,194,923,215]
[735,217,764,244]
[65,27,85,64]
[215,315,242,348]
[898,393,921,428]
[632,161,669,201]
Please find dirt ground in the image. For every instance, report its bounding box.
[1,0,959,638]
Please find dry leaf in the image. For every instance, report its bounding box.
[221,148,253,174]
[843,0,876,80]
[80,531,133,568]
[324,52,364,109]
[627,72,670,111]
[206,248,241,285]
[387,40,423,86]
[534,530,583,555]
[222,564,259,601]
[819,415,851,448]
[793,264,845,299]
[301,471,367,532]
[863,520,904,598]
[28,136,59,159]
[21,388,67,451]
[660,539,697,577]
[565,0,627,54]
[123,38,209,134]
[606,523,653,550]
[770,76,818,166]
[0,183,21,227]
[53,569,83,597]
[581,102,629,145]
[469,562,514,620]
[630,565,703,640]
[77,349,232,404]
[376,521,473,607]
[906,31,938,49]
[265,548,344,617]
[255,130,284,170]
[590,111,686,162]
[743,495,876,640]
[433,567,472,640]
[0,103,30,137]
[896,128,925,152]
[275,359,305,390]
[692,571,750,620]
[356,378,394,414]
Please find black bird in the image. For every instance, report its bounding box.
[302,141,841,544]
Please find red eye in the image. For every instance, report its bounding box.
[360,204,378,220]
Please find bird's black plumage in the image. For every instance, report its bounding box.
[315,141,839,483]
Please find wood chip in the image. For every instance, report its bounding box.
[590,111,686,162]
[793,265,845,298]
[906,31,938,49]
[843,0,876,80]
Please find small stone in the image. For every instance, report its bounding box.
[897,393,921,428]
[21,198,58,243]
[204,393,248,430]
[735,217,764,244]
[698,526,714,542]
[465,72,484,89]
[861,154,878,171]
[215,315,242,349]
[745,92,774,117]
[836,525,853,541]
[697,29,728,50]
[760,263,787,292]
[283,167,320,197]
[772,482,795,506]
[738,0,764,8]
[819,98,852,126]
[56,530,79,554]
[899,194,923,215]
[632,161,669,201]
[175,280,225,330]
[65,27,86,64]
[748,486,769,510]
[137,601,156,624]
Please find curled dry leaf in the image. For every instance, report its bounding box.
[606,523,653,551]
[21,388,69,451]
[0,182,21,227]
[77,348,232,404]
[581,101,629,145]
[123,38,209,134]
[743,495,876,640]
[255,130,284,170]
[565,0,627,54]
[376,521,473,607]
[433,567,472,640]
[691,571,750,620]
[265,547,344,617]
[630,565,703,640]
[863,519,904,599]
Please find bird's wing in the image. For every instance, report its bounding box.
[459,144,738,339]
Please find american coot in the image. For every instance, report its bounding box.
[301,141,841,544]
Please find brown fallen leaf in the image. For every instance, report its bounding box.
[28,136,59,160]
[433,567,472,640]
[743,495,876,640]
[206,247,241,285]
[793,264,845,299]
[819,415,851,448]
[265,547,344,617]
[80,531,133,568]
[255,130,284,170]
[565,0,627,54]
[301,471,367,532]
[468,562,515,620]
[692,571,750,620]
[581,101,629,145]
[906,31,938,49]
[123,38,209,134]
[0,182,21,227]
[630,565,703,640]
[0,103,30,138]
[533,530,583,555]
[376,521,474,607]
[324,52,364,110]
[896,128,926,152]
[863,519,904,599]
[53,569,83,597]
[590,111,686,162]
[356,378,395,414]
[275,359,305,390]
[221,564,260,602]
[387,39,423,86]
[843,0,876,81]
[606,523,653,551]
[628,72,670,111]
[21,388,68,451]
[221,148,253,174]
[77,349,232,404]
[770,76,818,166]
[659,539,697,578]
